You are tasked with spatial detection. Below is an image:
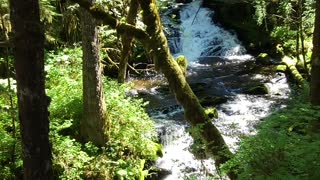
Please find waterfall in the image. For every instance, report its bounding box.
[173,0,246,61]
[145,0,289,179]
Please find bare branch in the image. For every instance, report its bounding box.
[0,41,10,47]
[72,0,150,44]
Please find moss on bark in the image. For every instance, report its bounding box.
[282,56,308,88]
[176,55,188,77]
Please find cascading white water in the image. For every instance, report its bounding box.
[154,1,250,179]
[147,0,290,179]
[175,0,246,61]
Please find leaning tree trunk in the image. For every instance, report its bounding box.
[74,0,235,178]
[9,0,53,178]
[137,0,234,177]
[80,0,106,146]
[118,0,139,83]
[311,0,320,105]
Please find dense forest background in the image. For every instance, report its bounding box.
[1,0,320,179]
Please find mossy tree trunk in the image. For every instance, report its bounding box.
[74,0,235,178]
[80,0,106,146]
[136,0,234,175]
[118,0,139,83]
[9,0,53,178]
[311,0,320,105]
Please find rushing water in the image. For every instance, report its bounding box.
[132,0,290,179]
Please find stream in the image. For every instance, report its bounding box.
[130,0,290,179]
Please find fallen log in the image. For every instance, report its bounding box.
[282,56,308,88]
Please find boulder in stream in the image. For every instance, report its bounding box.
[256,53,272,65]
[242,84,269,95]
[147,167,172,180]
[200,95,228,107]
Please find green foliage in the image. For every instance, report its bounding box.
[253,0,267,26]
[222,93,320,179]
[45,47,160,179]
[103,80,162,179]
[205,108,218,119]
[251,0,315,54]
[39,0,61,25]
[0,78,21,179]
[271,26,297,51]
[51,135,92,179]
[156,0,175,12]
[188,124,207,160]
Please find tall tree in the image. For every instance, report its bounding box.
[118,0,139,83]
[9,0,53,178]
[311,0,320,105]
[74,0,235,178]
[80,0,106,146]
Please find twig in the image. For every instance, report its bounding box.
[191,3,201,25]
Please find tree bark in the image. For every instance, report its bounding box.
[80,0,106,146]
[9,0,53,179]
[118,0,139,83]
[311,0,320,105]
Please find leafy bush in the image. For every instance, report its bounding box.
[222,94,320,179]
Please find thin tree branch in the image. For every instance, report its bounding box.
[72,0,150,44]
[0,41,10,47]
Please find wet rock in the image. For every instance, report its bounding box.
[147,168,172,180]
[198,56,226,65]
[256,53,272,65]
[200,96,228,107]
[182,166,197,173]
[189,82,208,94]
[242,84,269,95]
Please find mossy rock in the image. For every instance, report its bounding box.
[200,96,228,107]
[243,84,269,95]
[205,108,218,119]
[147,167,172,180]
[276,65,287,72]
[256,53,271,65]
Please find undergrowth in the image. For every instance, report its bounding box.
[0,47,161,179]
[222,88,320,179]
